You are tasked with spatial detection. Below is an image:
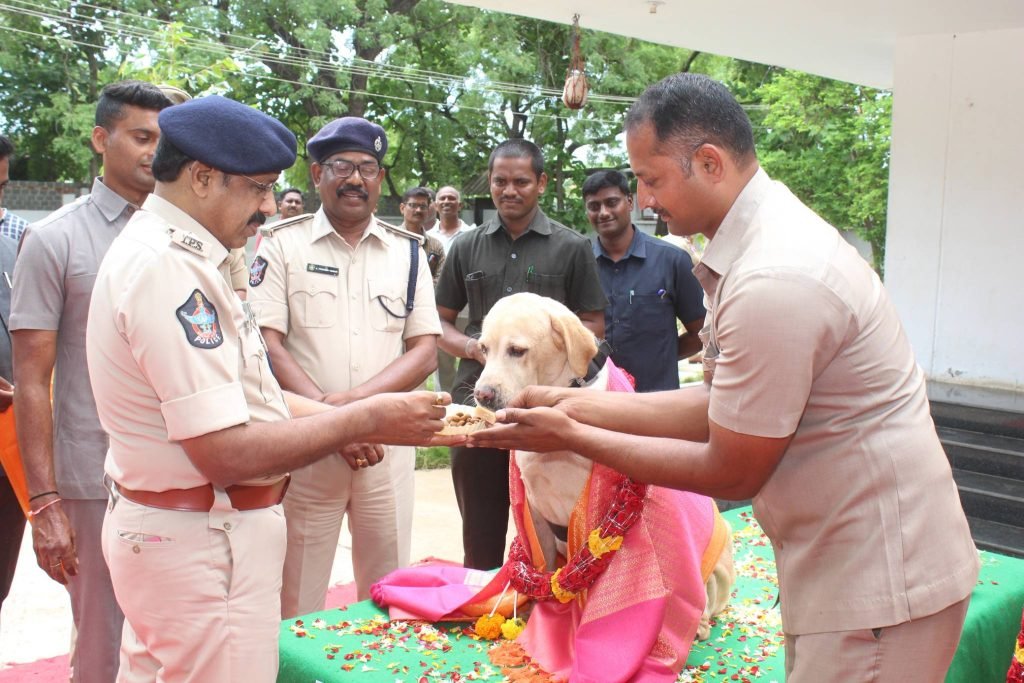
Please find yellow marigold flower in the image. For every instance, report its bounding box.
[550,568,577,603]
[587,529,623,559]
[473,614,505,640]
[500,617,526,640]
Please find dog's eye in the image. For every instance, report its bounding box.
[478,343,489,356]
[507,346,527,358]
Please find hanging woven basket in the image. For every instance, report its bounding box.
[562,15,589,110]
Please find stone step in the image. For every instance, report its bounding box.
[953,469,1024,528]
[966,516,1024,559]
[929,382,1024,439]
[938,426,1024,480]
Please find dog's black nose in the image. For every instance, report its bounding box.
[474,385,497,409]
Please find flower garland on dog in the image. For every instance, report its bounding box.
[508,477,648,603]
[472,477,647,639]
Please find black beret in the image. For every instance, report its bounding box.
[307,117,388,163]
[158,95,297,174]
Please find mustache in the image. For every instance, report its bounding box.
[337,184,369,200]
[247,211,267,226]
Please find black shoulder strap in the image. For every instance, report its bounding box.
[376,237,419,319]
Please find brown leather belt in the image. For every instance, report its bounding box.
[114,476,290,512]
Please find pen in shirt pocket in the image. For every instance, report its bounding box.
[657,288,667,299]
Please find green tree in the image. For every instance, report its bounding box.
[755,70,891,273]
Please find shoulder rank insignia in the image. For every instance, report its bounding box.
[376,218,424,245]
[176,289,224,349]
[170,229,208,257]
[260,213,313,238]
[249,256,269,287]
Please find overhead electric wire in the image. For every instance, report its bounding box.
[0,0,639,107]
[0,10,630,126]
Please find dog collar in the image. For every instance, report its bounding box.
[569,339,613,388]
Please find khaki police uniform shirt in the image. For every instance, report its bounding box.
[695,169,979,634]
[247,209,441,394]
[87,194,290,492]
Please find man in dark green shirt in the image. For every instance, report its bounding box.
[434,139,607,569]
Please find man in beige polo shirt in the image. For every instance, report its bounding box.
[248,117,441,617]
[472,74,979,681]
[86,96,456,681]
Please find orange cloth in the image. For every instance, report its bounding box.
[0,406,28,515]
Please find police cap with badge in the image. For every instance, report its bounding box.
[159,95,298,349]
[159,94,297,175]
[306,116,388,163]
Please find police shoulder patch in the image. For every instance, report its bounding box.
[176,289,224,349]
[170,229,209,258]
[249,256,269,287]
[260,213,313,238]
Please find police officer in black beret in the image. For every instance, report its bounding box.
[248,116,445,617]
[86,98,456,681]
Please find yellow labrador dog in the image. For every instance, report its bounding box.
[473,292,734,641]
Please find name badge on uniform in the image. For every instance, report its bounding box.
[307,263,339,276]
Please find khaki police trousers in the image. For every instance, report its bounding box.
[102,492,286,682]
[280,445,414,618]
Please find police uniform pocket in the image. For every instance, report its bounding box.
[289,271,338,328]
[465,273,501,324]
[631,294,675,335]
[525,273,567,302]
[368,278,408,333]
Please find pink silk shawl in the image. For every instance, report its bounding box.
[512,359,717,682]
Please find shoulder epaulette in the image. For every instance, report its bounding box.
[169,228,210,258]
[260,212,313,238]
[377,218,425,245]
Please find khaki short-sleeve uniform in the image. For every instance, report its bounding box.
[87,194,291,681]
[695,170,979,636]
[248,209,441,615]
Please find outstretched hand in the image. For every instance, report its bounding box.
[467,405,577,453]
[365,391,467,448]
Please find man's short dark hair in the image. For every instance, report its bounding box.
[625,73,756,174]
[582,170,631,199]
[402,186,434,203]
[151,136,193,182]
[0,134,13,160]
[488,139,544,178]
[95,80,173,130]
[280,187,304,201]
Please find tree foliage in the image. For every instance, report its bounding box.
[1,0,891,266]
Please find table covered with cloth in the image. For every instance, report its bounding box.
[278,507,1024,682]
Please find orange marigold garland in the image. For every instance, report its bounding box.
[474,581,526,640]
[508,477,647,602]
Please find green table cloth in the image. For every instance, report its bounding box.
[279,507,1023,682]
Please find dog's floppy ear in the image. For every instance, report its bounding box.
[549,308,598,378]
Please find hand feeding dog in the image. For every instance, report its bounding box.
[473,293,735,670]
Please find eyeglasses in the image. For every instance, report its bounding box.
[320,159,382,180]
[236,174,278,197]
[403,202,430,211]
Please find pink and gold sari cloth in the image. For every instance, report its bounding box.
[511,359,729,682]
[371,359,729,681]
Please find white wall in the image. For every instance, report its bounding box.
[885,28,1024,391]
